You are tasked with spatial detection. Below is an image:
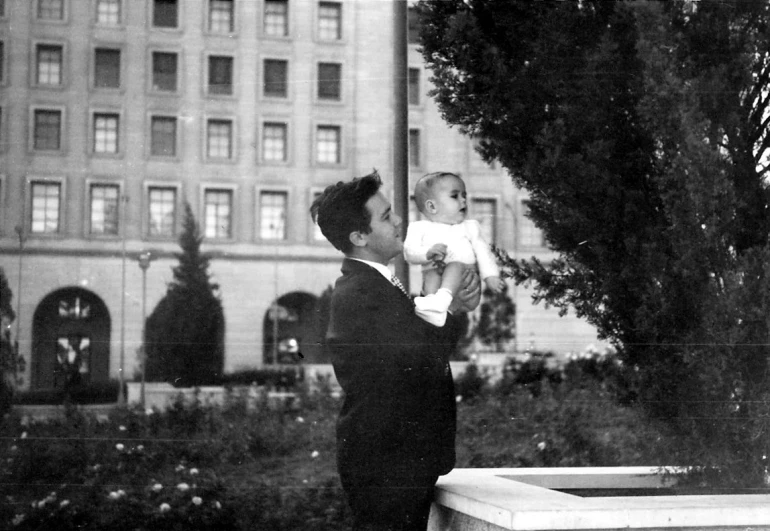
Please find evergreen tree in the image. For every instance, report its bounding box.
[417,0,770,486]
[145,203,225,386]
[474,284,516,352]
[0,268,16,415]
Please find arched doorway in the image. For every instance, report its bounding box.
[262,291,322,365]
[31,287,111,390]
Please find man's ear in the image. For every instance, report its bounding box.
[349,230,367,248]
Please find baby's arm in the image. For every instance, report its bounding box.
[403,222,435,265]
[466,220,505,293]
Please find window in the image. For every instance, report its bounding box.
[407,6,420,44]
[38,0,64,20]
[318,2,341,41]
[0,41,4,84]
[34,109,62,151]
[408,129,420,167]
[316,125,340,164]
[148,187,176,237]
[96,0,120,24]
[36,44,63,86]
[520,201,544,247]
[317,62,341,101]
[152,52,178,92]
[207,119,232,159]
[150,116,177,157]
[259,190,287,240]
[408,68,420,105]
[31,182,61,233]
[264,0,288,37]
[263,122,287,162]
[472,198,497,244]
[204,189,233,238]
[263,59,288,97]
[208,55,233,95]
[93,113,119,154]
[209,0,234,33]
[94,48,120,88]
[0,0,5,18]
[153,0,178,28]
[89,184,120,235]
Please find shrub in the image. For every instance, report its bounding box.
[12,380,120,405]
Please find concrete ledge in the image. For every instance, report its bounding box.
[429,467,770,531]
[126,382,299,412]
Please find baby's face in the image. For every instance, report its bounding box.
[427,175,467,225]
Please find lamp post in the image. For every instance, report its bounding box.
[118,194,128,405]
[137,250,155,409]
[13,225,25,390]
[393,0,410,291]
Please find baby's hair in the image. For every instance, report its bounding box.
[414,172,463,214]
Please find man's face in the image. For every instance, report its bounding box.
[361,192,403,264]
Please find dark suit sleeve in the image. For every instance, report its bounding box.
[329,271,458,479]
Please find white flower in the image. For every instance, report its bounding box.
[311,451,320,459]
[455,395,463,403]
[159,503,171,513]
[10,445,17,452]
[192,496,202,505]
[296,416,305,423]
[175,464,185,472]
[108,492,120,500]
[137,445,144,452]
[189,468,199,476]
[177,483,190,492]
[12,514,24,526]
[145,408,154,416]
[115,443,125,451]
[119,425,127,432]
[214,501,222,509]
[152,483,163,493]
[60,500,70,508]
[20,432,27,439]
[537,441,547,451]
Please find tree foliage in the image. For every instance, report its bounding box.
[0,268,15,415]
[145,203,225,387]
[417,0,770,486]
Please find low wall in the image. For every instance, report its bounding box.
[126,382,299,412]
[428,467,770,531]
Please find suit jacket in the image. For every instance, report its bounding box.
[327,258,460,481]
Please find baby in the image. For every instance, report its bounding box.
[404,171,506,326]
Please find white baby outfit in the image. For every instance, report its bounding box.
[403,219,500,326]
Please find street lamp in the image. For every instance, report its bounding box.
[138,250,156,408]
[118,194,129,405]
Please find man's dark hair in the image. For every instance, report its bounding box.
[311,171,383,254]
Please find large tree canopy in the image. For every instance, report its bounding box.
[418,0,770,486]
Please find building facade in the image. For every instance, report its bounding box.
[0,0,601,391]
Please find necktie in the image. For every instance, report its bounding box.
[391,275,410,299]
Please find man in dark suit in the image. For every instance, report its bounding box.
[311,171,480,531]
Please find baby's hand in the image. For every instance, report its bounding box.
[426,244,448,263]
[484,276,506,294]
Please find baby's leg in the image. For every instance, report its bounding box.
[439,262,464,296]
[422,268,443,295]
[414,262,465,326]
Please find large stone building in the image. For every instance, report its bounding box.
[0,0,601,392]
